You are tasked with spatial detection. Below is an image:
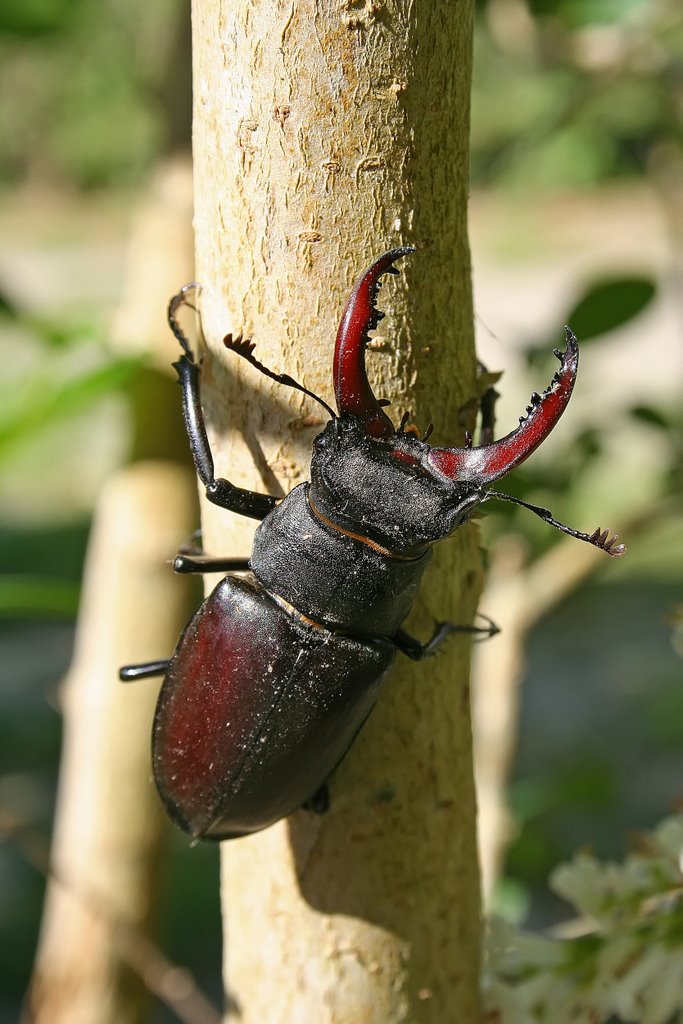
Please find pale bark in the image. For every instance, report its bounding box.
[191,1,481,1020]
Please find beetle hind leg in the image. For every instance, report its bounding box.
[302,782,330,816]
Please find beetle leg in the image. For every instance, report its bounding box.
[173,553,251,574]
[302,782,330,816]
[479,379,499,446]
[174,353,279,520]
[393,615,500,660]
[169,285,279,522]
[393,624,457,660]
[119,660,170,682]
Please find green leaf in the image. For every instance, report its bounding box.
[0,575,80,618]
[528,0,646,29]
[0,0,80,38]
[0,355,142,461]
[0,284,100,347]
[0,289,18,318]
[564,276,657,343]
[629,404,672,430]
[24,316,100,349]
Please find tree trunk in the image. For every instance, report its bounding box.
[191,1,482,1019]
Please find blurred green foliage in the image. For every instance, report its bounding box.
[0,293,142,617]
[562,276,657,342]
[483,260,678,560]
[0,0,188,189]
[0,0,680,193]
[472,0,682,191]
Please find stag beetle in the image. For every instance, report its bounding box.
[120,247,625,840]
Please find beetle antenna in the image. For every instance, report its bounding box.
[484,490,626,556]
[224,334,336,420]
[168,283,200,359]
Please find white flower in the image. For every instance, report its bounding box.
[485,814,683,1024]
[613,943,683,1024]
[653,815,683,871]
[551,853,618,923]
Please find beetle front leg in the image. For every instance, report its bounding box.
[174,354,278,521]
[168,286,278,521]
[479,376,499,445]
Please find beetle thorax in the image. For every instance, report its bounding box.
[308,417,482,556]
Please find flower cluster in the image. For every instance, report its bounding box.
[483,815,683,1024]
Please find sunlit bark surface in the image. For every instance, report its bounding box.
[191,2,482,1019]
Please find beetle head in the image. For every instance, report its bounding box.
[226,247,624,558]
[309,247,624,558]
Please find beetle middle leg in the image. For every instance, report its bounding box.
[173,552,251,575]
[393,614,499,661]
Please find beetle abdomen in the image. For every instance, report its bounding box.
[152,574,394,839]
